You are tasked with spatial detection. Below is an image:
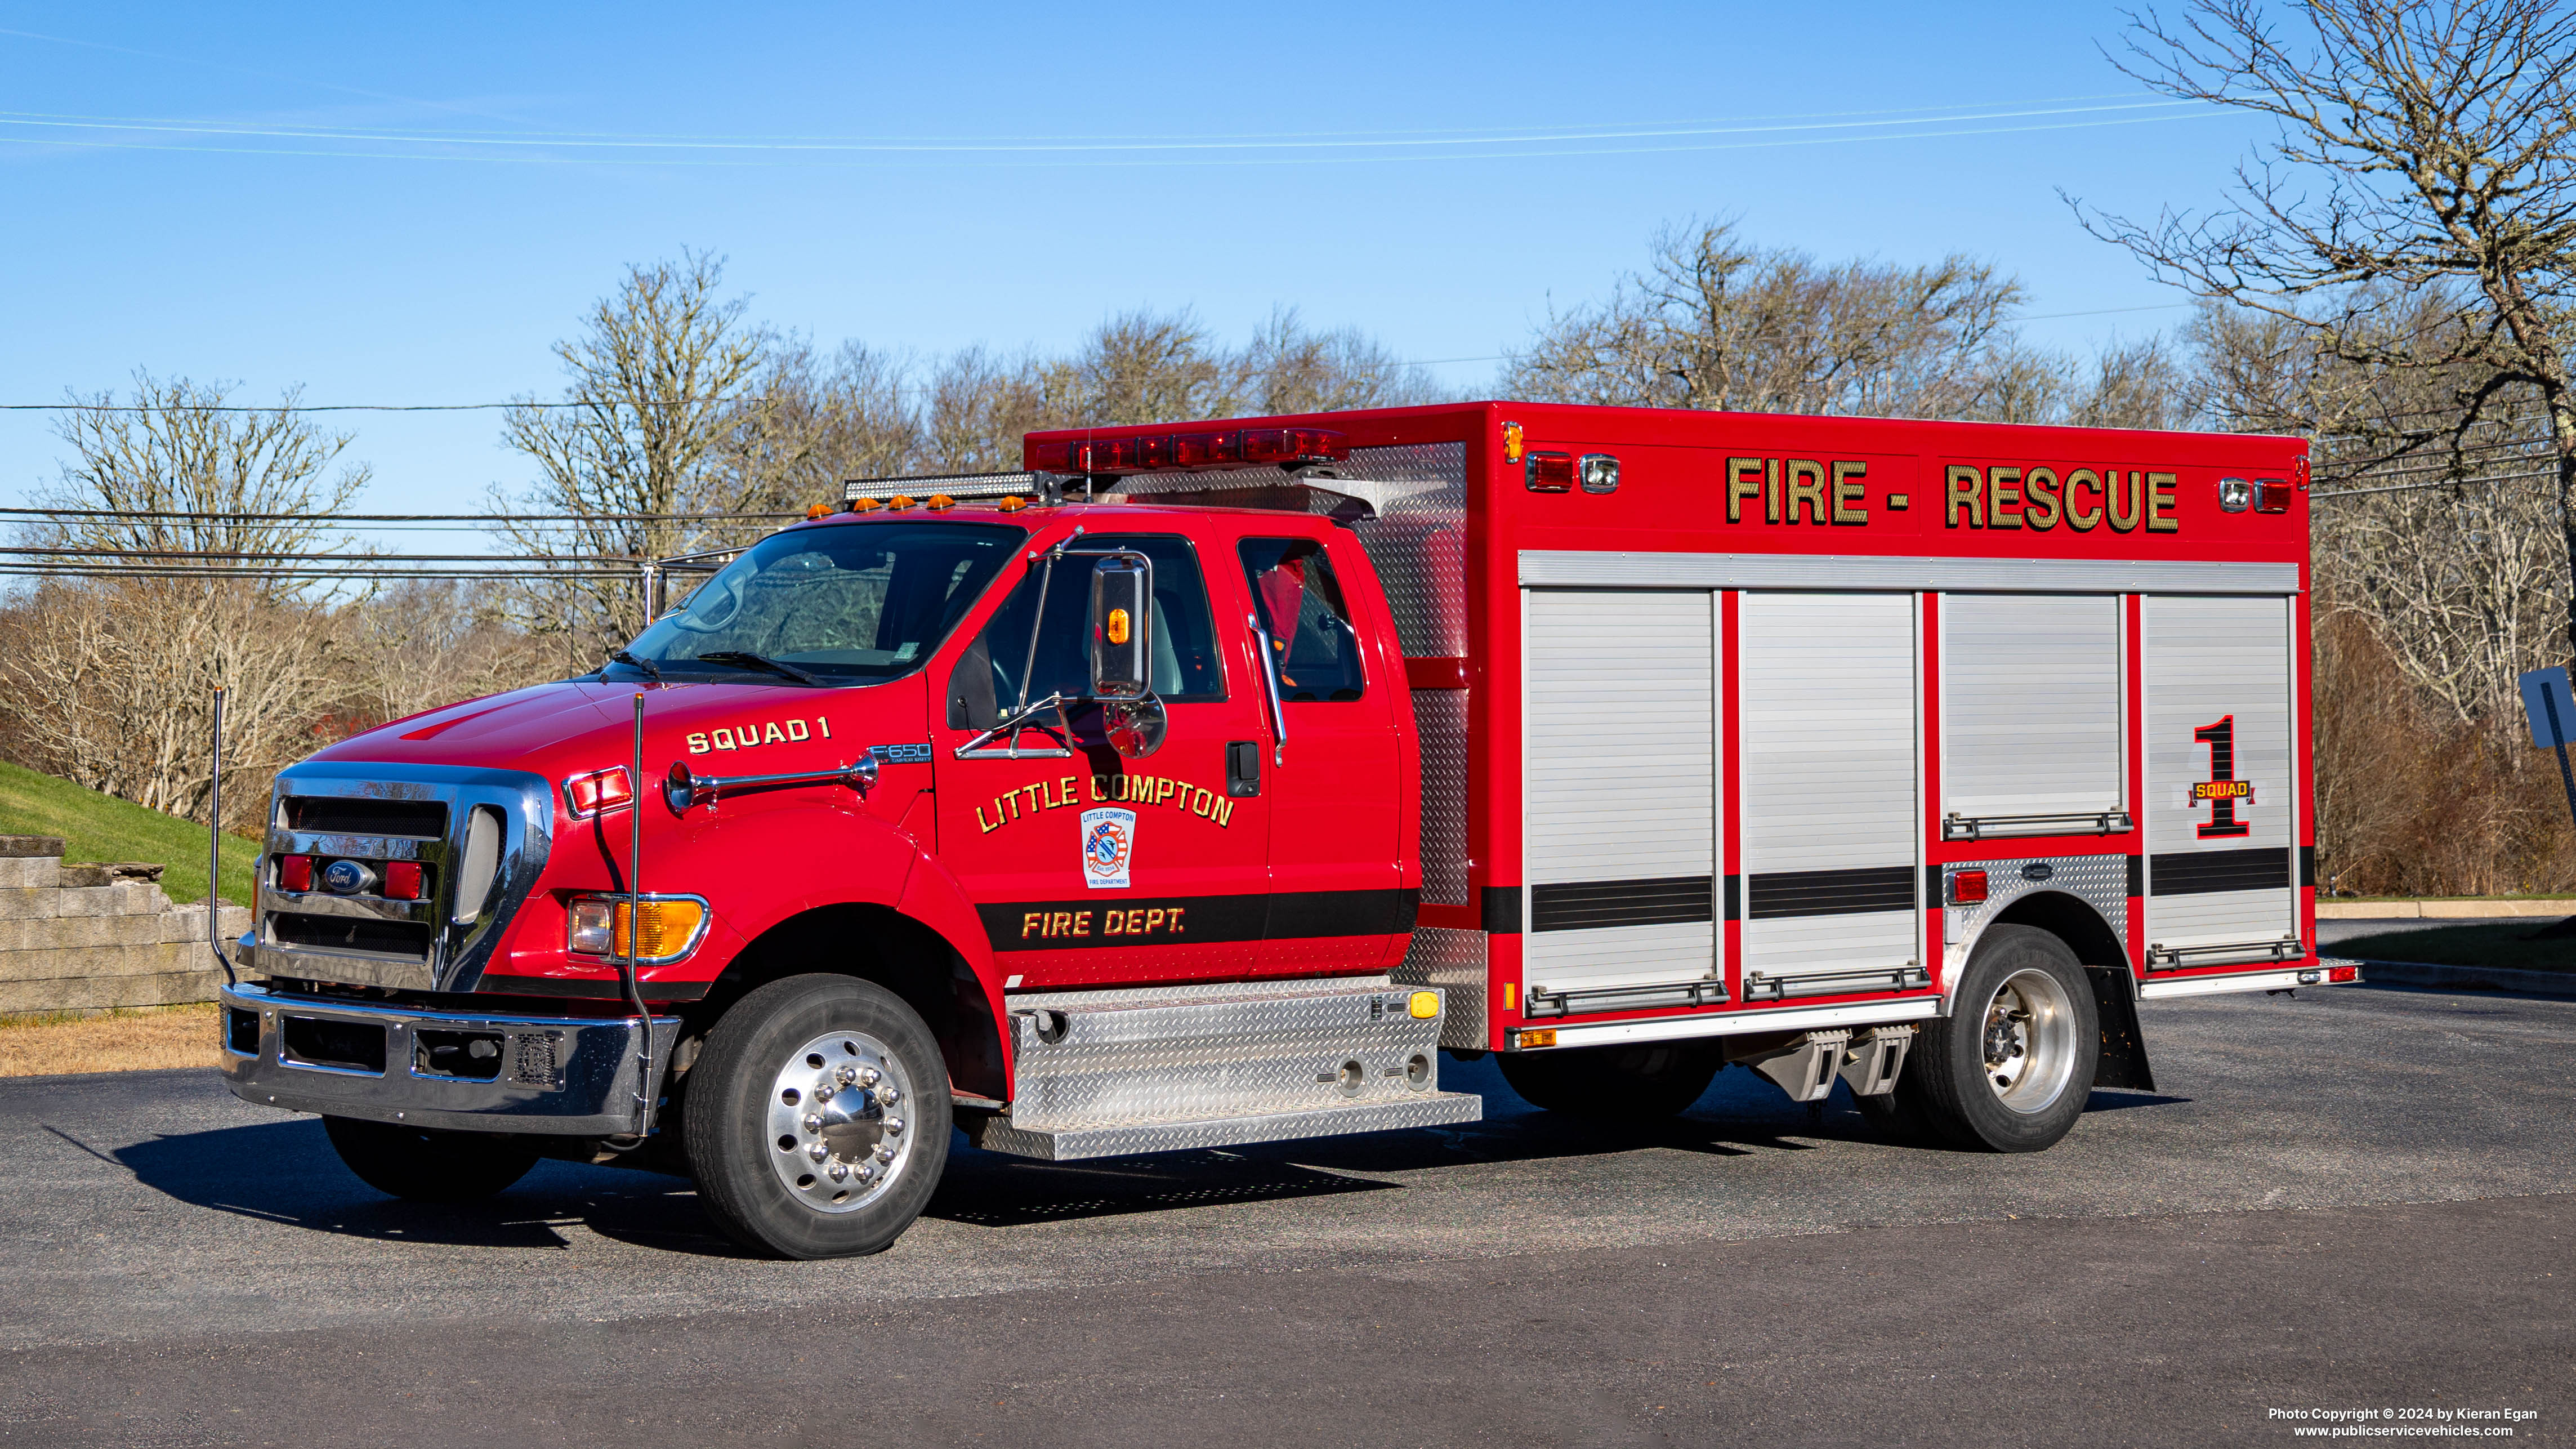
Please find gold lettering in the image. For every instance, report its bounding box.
[1144,908,1166,932]
[2147,471,2180,532]
[976,805,1001,833]
[2108,470,2142,532]
[1765,458,1782,524]
[1191,788,1212,818]
[1155,779,1175,805]
[2066,469,2103,530]
[1104,911,1124,936]
[818,717,832,738]
[1052,911,1074,936]
[1726,457,1763,523]
[785,719,810,741]
[2024,467,2062,530]
[1830,460,1869,525]
[1168,907,1186,933]
[1784,458,1827,525]
[1073,911,1092,937]
[1020,912,1042,939]
[1090,775,1107,802]
[686,732,710,755]
[1060,775,1080,809]
[1989,466,2024,529]
[1213,797,1234,827]
[1021,783,1046,814]
[762,722,787,745]
[1946,465,1983,528]
[712,728,738,751]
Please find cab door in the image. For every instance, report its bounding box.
[931,530,1273,990]
[1236,530,1408,973]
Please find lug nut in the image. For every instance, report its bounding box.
[883,1116,904,1136]
[854,1163,876,1182]
[813,1085,833,1103]
[836,1064,859,1085]
[874,1144,895,1163]
[826,1162,849,1182]
[858,1067,881,1086]
[878,1085,901,1105]
[807,1143,829,1163]
[802,1113,822,1134]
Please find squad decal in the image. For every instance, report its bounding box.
[2190,714,2254,839]
[685,716,832,755]
[972,774,1236,834]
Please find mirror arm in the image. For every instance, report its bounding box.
[1247,612,1289,766]
[953,693,1077,760]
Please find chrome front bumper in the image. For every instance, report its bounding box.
[217,981,678,1135]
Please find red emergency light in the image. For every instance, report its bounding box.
[383,861,425,900]
[279,854,314,893]
[564,767,635,819]
[1945,868,1989,905]
[2254,480,2293,514]
[1029,427,1350,475]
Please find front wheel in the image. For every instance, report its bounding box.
[322,1116,538,1201]
[1903,924,2099,1152]
[682,974,952,1259]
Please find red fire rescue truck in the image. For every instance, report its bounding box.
[216,402,2353,1258]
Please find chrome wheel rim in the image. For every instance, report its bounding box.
[764,1030,917,1214]
[1977,968,2078,1114]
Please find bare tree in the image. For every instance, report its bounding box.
[717,338,921,511]
[1238,307,1448,414]
[1503,218,2029,418]
[31,372,370,601]
[492,251,775,662]
[334,581,552,733]
[919,345,1051,474]
[2077,0,2576,651]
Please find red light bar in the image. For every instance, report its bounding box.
[564,767,635,819]
[1028,427,1350,476]
[1946,868,1989,905]
[279,854,314,893]
[383,861,425,900]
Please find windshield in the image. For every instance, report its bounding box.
[612,521,1023,686]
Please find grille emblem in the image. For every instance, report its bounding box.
[321,859,374,894]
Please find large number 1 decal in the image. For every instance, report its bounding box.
[2191,715,2253,839]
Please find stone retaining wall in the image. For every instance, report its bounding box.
[0,835,251,1015]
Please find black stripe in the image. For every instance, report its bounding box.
[1724,874,1742,921]
[977,889,1415,952]
[2149,847,2292,897]
[2300,845,2316,887]
[1747,866,1917,920]
[2126,853,2144,898]
[1482,885,1523,935]
[1530,876,1715,933]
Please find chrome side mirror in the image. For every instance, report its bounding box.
[1102,696,1167,760]
[1088,556,1154,701]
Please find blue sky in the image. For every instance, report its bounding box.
[0,2,2269,532]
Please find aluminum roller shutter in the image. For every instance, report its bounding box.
[1521,589,1719,997]
[2142,595,2298,962]
[1939,594,2126,835]
[1739,592,1922,993]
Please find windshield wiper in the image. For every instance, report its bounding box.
[695,650,823,686]
[608,649,660,680]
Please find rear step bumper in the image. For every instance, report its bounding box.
[969,977,1482,1161]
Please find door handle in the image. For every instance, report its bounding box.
[1226,741,1262,798]
[1247,612,1288,765]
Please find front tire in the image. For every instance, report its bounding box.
[682,974,952,1259]
[1497,1040,1722,1120]
[1905,924,2099,1152]
[322,1116,538,1202]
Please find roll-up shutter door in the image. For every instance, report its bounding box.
[1521,590,1720,1007]
[1939,594,2126,837]
[1739,592,1925,998]
[2142,595,2298,964]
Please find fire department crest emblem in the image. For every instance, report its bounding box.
[1079,807,1135,890]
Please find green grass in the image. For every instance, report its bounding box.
[2336,921,2576,974]
[0,760,258,904]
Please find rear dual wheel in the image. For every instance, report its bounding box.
[1872,924,2098,1152]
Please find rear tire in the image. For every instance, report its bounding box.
[1908,925,2099,1152]
[1497,1040,1722,1120]
[682,974,952,1259]
[322,1116,538,1202]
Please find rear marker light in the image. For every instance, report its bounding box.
[2329,965,2359,983]
[1408,991,1440,1020]
[1579,454,1620,494]
[279,854,314,893]
[383,861,424,900]
[2255,480,2292,513]
[2218,478,2252,512]
[1514,1028,1558,1049]
[805,503,830,520]
[564,767,636,819]
[846,497,883,512]
[1525,452,1575,492]
[1946,868,1989,905]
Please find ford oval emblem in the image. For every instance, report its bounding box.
[322,859,369,894]
[2020,862,2055,883]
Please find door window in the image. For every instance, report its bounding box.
[947,534,1222,730]
[1239,537,1365,702]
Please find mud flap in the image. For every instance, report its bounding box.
[2087,965,2156,1091]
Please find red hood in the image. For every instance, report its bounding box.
[311,676,917,789]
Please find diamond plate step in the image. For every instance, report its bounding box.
[970,976,1482,1161]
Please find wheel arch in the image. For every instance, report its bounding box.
[1975,890,2154,1093]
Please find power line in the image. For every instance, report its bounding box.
[0,400,578,413]
[0,507,797,521]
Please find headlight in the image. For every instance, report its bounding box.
[567,894,708,962]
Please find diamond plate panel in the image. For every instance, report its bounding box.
[1413,688,1470,905]
[1941,852,2131,969]
[1003,978,1449,1129]
[1341,443,1468,659]
[970,1093,1483,1161]
[1392,926,1488,1049]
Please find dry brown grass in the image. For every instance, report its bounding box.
[0,1002,220,1076]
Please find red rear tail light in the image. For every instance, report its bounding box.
[1946,868,1989,905]
[279,854,314,893]
[2329,964,2359,983]
[564,767,635,819]
[2255,480,2292,513]
[383,861,424,900]
[1525,452,1576,492]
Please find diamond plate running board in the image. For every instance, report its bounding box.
[967,977,1483,1161]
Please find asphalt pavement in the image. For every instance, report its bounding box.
[3,982,2570,1447]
